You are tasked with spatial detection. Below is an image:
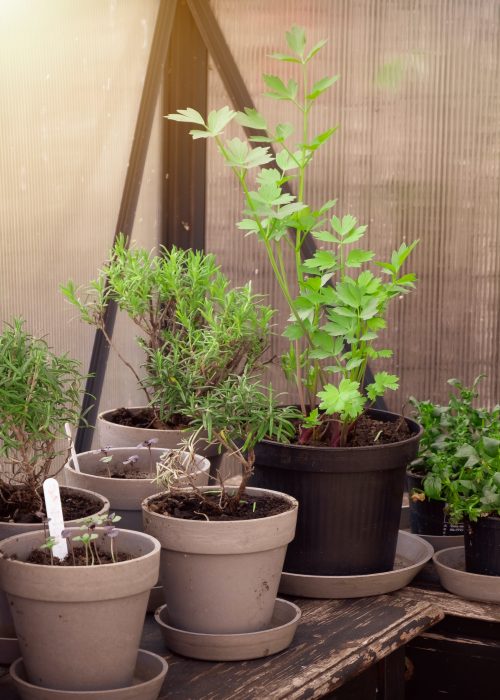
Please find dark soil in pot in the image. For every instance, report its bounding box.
[251,408,422,576]
[407,472,464,536]
[0,484,105,524]
[26,547,132,566]
[146,491,291,521]
[464,515,500,576]
[106,406,189,431]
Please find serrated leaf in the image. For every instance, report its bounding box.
[236,219,260,232]
[346,249,375,268]
[313,230,340,244]
[307,75,339,100]
[305,38,327,62]
[236,108,267,130]
[206,106,236,134]
[189,129,212,140]
[276,149,300,171]
[268,52,302,63]
[275,122,294,141]
[343,226,367,244]
[285,25,307,55]
[166,107,205,125]
[282,322,304,340]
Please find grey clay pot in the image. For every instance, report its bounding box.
[142,486,298,635]
[0,528,160,692]
[64,447,210,530]
[0,485,110,640]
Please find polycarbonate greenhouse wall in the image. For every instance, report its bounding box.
[1,1,499,458]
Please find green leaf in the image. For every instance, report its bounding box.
[307,127,338,151]
[275,122,294,141]
[302,250,337,271]
[166,107,206,125]
[305,39,327,62]
[307,75,339,100]
[276,149,300,171]
[263,74,298,100]
[268,52,301,63]
[285,25,307,55]
[313,230,340,244]
[206,106,236,134]
[343,226,368,244]
[283,322,305,340]
[189,129,212,140]
[366,372,399,400]
[483,437,500,458]
[236,108,267,130]
[236,219,260,232]
[318,379,364,420]
[346,249,375,268]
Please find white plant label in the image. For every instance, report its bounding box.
[43,478,69,559]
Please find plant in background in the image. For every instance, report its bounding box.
[167,26,418,446]
[409,376,500,505]
[0,318,85,515]
[62,236,274,429]
[155,372,299,513]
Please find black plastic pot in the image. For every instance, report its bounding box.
[464,516,500,576]
[251,409,422,576]
[407,472,464,537]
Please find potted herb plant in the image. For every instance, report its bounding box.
[0,319,110,650]
[62,238,273,472]
[0,513,162,694]
[408,376,500,549]
[167,26,421,577]
[442,439,500,576]
[142,372,299,640]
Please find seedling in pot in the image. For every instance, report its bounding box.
[137,438,159,472]
[39,536,57,565]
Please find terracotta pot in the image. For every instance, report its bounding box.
[142,486,298,635]
[64,447,210,530]
[0,486,109,639]
[0,528,160,692]
[251,409,423,576]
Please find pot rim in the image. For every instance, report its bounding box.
[257,408,422,454]
[65,447,210,484]
[142,485,298,523]
[0,527,160,571]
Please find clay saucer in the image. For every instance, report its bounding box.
[9,649,167,700]
[155,597,301,661]
[433,546,500,603]
[279,530,434,598]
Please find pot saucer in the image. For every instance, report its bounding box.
[418,532,464,552]
[0,636,20,667]
[433,547,500,603]
[155,597,301,661]
[9,649,168,700]
[279,530,434,598]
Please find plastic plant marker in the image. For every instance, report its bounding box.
[43,478,68,559]
[65,422,81,472]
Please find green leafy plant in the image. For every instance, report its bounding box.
[61,513,122,566]
[0,318,86,515]
[62,236,274,429]
[409,376,500,506]
[155,372,299,513]
[167,25,418,446]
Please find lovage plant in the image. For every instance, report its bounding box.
[168,26,418,446]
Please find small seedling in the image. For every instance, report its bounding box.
[39,536,57,565]
[137,438,159,471]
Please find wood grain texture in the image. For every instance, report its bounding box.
[0,592,444,699]
[141,593,442,700]
[402,584,500,623]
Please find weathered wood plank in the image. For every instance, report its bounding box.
[149,594,443,700]
[401,585,500,622]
